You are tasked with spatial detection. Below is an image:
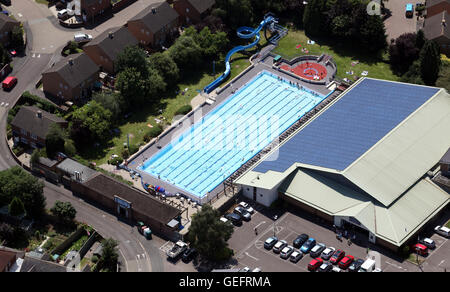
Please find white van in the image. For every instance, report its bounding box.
[358,258,376,272]
[57,9,68,19]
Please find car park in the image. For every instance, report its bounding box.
[307,258,323,272]
[182,248,198,263]
[348,258,365,272]
[225,213,242,226]
[412,243,428,256]
[300,238,316,254]
[273,240,288,254]
[239,201,254,214]
[280,245,294,259]
[318,262,333,272]
[339,255,355,270]
[293,234,309,248]
[74,33,93,42]
[330,249,345,264]
[234,206,251,221]
[418,238,436,249]
[310,243,326,258]
[321,247,335,260]
[264,236,278,250]
[434,225,450,238]
[289,251,303,263]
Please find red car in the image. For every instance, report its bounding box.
[339,255,355,269]
[2,76,17,91]
[330,249,345,264]
[308,257,323,272]
[412,243,428,256]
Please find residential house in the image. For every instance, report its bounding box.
[173,0,215,24]
[0,247,25,272]
[80,0,112,23]
[127,1,179,48]
[423,11,450,55]
[10,106,68,149]
[83,26,138,74]
[0,13,20,47]
[426,0,450,18]
[42,53,99,101]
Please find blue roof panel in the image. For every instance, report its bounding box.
[254,79,440,173]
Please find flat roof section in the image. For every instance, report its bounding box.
[254,78,440,173]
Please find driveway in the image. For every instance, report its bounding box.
[383,0,421,41]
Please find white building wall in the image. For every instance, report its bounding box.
[240,182,282,207]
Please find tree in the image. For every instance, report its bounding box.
[420,40,442,85]
[148,52,180,87]
[71,101,113,142]
[50,201,77,223]
[185,204,234,261]
[303,0,327,37]
[93,91,125,119]
[0,43,11,66]
[215,0,254,31]
[30,148,41,166]
[415,29,426,51]
[64,139,77,157]
[96,238,119,272]
[389,33,420,74]
[115,45,148,75]
[359,15,387,53]
[0,166,45,219]
[169,35,203,72]
[45,123,67,158]
[8,197,25,217]
[10,26,25,51]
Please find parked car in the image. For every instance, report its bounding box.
[57,9,68,19]
[405,3,414,18]
[264,236,278,250]
[300,238,316,254]
[310,243,326,258]
[252,267,261,272]
[225,213,242,226]
[182,248,198,263]
[289,251,303,263]
[273,240,288,254]
[330,249,345,264]
[418,238,436,249]
[74,33,93,42]
[280,245,294,259]
[220,216,229,223]
[293,234,309,248]
[339,255,355,270]
[332,266,343,272]
[434,225,450,238]
[321,247,336,260]
[2,76,17,91]
[239,201,254,214]
[234,206,251,221]
[348,258,365,272]
[239,267,250,272]
[307,258,323,272]
[412,243,428,256]
[318,262,333,272]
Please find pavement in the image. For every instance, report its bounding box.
[383,0,422,41]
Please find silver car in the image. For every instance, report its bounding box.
[321,247,336,260]
[273,240,288,254]
[289,250,303,263]
[280,245,294,259]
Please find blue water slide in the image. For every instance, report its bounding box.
[203,16,275,94]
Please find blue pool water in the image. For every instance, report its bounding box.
[139,71,327,198]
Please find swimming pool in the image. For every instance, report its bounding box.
[139,71,327,199]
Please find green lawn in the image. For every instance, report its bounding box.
[446,220,450,229]
[78,53,251,165]
[35,0,49,5]
[273,29,400,81]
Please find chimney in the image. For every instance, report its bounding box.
[37,110,42,119]
[108,31,114,39]
[68,58,74,66]
[152,7,156,14]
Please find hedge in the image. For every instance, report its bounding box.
[175,104,192,116]
[143,125,163,142]
[20,91,61,115]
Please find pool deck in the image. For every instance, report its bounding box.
[127,60,334,204]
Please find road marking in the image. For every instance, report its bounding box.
[118,248,129,272]
[32,53,35,58]
[438,260,445,267]
[254,221,266,230]
[245,252,259,261]
[385,261,407,271]
[1,102,4,107]
[254,240,264,249]
[37,54,40,58]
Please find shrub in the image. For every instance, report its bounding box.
[110,156,123,166]
[91,255,99,263]
[121,148,130,159]
[175,104,192,116]
[143,125,163,142]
